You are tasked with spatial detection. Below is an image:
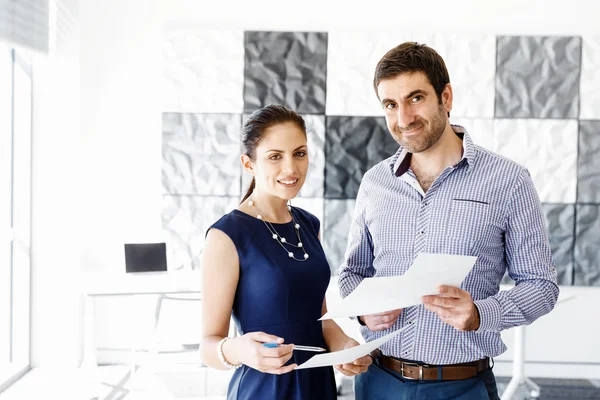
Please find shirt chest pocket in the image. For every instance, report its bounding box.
[444,199,500,255]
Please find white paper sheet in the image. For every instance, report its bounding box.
[295,324,410,370]
[321,253,477,320]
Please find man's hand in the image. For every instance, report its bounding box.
[334,339,372,376]
[422,285,480,331]
[359,309,403,332]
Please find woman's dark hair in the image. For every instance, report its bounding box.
[373,42,450,115]
[240,104,306,204]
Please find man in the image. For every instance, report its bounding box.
[338,42,559,399]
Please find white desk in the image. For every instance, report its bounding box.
[80,270,202,297]
[79,271,202,398]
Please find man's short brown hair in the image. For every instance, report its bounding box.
[373,42,450,103]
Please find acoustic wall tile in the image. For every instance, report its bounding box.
[163,113,242,196]
[301,115,326,197]
[580,36,600,119]
[450,118,494,151]
[239,114,326,199]
[244,32,327,114]
[578,120,600,203]
[241,163,252,201]
[501,203,575,285]
[323,199,356,276]
[163,30,244,113]
[325,116,398,199]
[495,36,581,119]
[543,204,575,285]
[162,195,239,270]
[240,113,253,197]
[574,205,600,286]
[415,34,496,118]
[494,119,578,203]
[326,31,414,116]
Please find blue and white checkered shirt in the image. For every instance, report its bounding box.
[338,126,559,364]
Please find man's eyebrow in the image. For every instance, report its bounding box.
[381,89,427,104]
[403,89,426,100]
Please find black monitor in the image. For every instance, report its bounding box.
[124,242,168,273]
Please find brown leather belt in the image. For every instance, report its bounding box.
[369,349,490,381]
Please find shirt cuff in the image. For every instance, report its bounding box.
[474,297,502,332]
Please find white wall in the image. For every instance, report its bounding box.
[80,0,163,273]
[30,6,81,367]
[163,0,600,35]
[30,0,163,368]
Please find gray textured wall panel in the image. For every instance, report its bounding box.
[162,195,239,270]
[325,31,414,116]
[580,36,600,119]
[325,116,397,199]
[323,199,356,276]
[162,113,242,196]
[244,32,327,114]
[493,119,578,204]
[417,34,497,118]
[302,115,326,197]
[502,204,574,285]
[451,118,494,151]
[544,204,575,285]
[163,30,244,113]
[496,36,581,118]
[574,205,600,286]
[577,120,600,203]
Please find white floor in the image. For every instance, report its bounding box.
[0,365,232,400]
[2,365,599,400]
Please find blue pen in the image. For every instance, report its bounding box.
[263,343,326,352]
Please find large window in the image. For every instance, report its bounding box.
[0,42,32,392]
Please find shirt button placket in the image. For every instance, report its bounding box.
[404,195,432,360]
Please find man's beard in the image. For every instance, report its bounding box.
[393,104,447,153]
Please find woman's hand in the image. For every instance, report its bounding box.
[225,331,297,374]
[333,339,372,376]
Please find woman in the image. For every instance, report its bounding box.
[201,104,371,399]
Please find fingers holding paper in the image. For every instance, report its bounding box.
[359,308,403,332]
[422,285,480,331]
[334,339,372,376]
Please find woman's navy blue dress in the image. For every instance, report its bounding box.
[209,207,337,400]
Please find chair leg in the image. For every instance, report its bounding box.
[128,347,139,388]
[129,294,165,390]
[146,294,165,375]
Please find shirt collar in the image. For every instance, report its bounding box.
[389,124,476,177]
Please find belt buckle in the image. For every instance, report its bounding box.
[400,361,421,380]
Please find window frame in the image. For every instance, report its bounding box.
[0,45,33,394]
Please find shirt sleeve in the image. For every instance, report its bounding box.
[475,168,559,332]
[338,177,376,299]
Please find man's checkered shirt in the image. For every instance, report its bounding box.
[338,126,559,364]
